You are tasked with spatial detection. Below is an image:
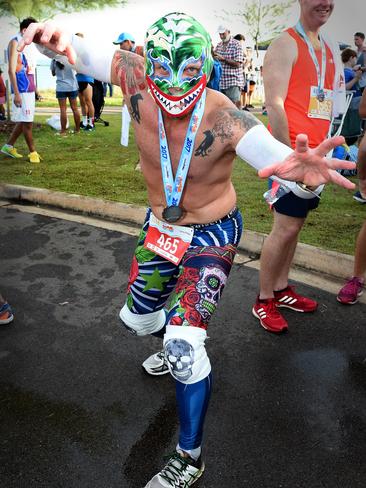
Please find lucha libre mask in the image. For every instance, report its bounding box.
[145,12,213,117]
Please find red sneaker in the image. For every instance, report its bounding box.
[252,297,288,333]
[274,286,317,312]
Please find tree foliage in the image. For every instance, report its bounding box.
[221,0,296,56]
[0,0,127,22]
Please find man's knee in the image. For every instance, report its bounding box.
[272,214,305,241]
[119,304,166,336]
[163,325,211,384]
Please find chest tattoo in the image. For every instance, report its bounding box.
[194,130,215,157]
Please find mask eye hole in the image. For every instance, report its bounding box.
[181,63,202,81]
[151,59,173,82]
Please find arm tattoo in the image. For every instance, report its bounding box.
[130,93,143,123]
[195,108,261,158]
[112,50,146,96]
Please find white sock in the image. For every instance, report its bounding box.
[88,117,94,127]
[177,444,201,461]
[83,116,88,125]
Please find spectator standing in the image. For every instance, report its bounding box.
[337,89,366,303]
[75,33,95,131]
[342,48,362,99]
[233,34,247,109]
[354,32,366,93]
[215,25,244,109]
[252,0,345,333]
[1,17,41,163]
[0,68,6,120]
[112,32,144,56]
[103,82,113,97]
[51,59,80,135]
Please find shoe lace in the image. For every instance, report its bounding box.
[265,298,281,316]
[160,452,198,487]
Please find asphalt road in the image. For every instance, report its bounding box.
[1,205,366,488]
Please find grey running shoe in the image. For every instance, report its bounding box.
[142,350,169,376]
[144,450,204,487]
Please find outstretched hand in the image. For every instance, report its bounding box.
[258,134,356,190]
[18,21,76,65]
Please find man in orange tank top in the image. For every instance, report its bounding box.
[252,0,339,333]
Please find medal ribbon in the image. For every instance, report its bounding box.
[158,90,206,209]
[295,22,327,98]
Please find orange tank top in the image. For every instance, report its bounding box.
[284,27,335,148]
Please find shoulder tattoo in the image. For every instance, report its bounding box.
[195,108,260,158]
[112,50,146,97]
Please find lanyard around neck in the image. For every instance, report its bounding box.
[158,90,207,208]
[296,22,327,95]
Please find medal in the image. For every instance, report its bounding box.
[317,89,325,102]
[159,90,207,224]
[162,205,184,223]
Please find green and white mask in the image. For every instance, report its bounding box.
[145,12,213,117]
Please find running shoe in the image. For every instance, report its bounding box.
[0,302,14,325]
[252,297,288,333]
[1,145,23,158]
[144,450,204,487]
[353,191,366,203]
[274,286,318,312]
[85,124,95,131]
[28,151,41,163]
[142,350,169,376]
[337,276,364,305]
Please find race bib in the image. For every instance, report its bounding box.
[144,213,194,264]
[308,86,333,120]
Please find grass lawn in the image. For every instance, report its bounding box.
[0,112,363,256]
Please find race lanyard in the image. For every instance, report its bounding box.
[158,90,206,222]
[296,22,327,101]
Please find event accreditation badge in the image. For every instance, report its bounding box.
[308,86,333,120]
[144,213,194,265]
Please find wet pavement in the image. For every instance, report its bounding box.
[1,205,366,488]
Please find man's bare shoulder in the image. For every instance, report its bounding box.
[8,38,18,50]
[202,90,260,150]
[266,31,297,64]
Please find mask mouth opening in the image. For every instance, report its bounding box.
[146,74,207,117]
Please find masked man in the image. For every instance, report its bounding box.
[21,12,354,488]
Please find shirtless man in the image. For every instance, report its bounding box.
[20,12,355,488]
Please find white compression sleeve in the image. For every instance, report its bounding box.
[37,34,114,83]
[235,124,323,199]
[70,34,114,83]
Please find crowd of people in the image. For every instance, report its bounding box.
[0,1,365,487]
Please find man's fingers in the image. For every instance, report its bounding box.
[258,163,280,178]
[314,135,345,157]
[20,22,45,47]
[294,133,309,153]
[328,169,356,190]
[64,45,77,65]
[326,158,357,171]
[40,21,57,43]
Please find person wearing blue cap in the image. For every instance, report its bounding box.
[113,32,135,51]
[113,31,143,56]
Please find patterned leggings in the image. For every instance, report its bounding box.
[125,207,243,329]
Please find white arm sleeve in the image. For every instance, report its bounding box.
[235,124,323,199]
[37,34,114,83]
